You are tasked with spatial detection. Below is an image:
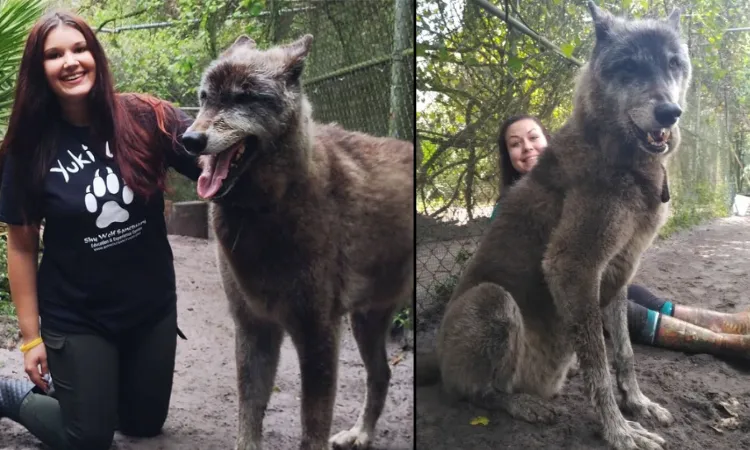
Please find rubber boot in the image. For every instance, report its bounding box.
[0,377,35,423]
[654,314,750,359]
[672,305,750,335]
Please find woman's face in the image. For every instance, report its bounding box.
[505,118,548,174]
[43,25,96,103]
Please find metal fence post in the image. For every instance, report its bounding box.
[389,0,410,139]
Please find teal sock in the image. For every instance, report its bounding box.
[660,301,674,316]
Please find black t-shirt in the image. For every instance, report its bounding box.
[0,108,200,338]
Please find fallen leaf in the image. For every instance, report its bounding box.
[718,399,740,417]
[719,417,740,431]
[273,386,281,393]
[470,416,489,426]
[390,353,404,366]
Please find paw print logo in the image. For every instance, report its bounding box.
[84,167,134,229]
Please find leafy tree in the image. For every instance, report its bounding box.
[0,0,45,132]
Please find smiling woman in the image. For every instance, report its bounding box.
[42,26,97,118]
[0,9,203,450]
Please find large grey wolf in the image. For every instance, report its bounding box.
[180,35,414,449]
[417,3,691,449]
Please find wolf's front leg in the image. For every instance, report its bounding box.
[543,221,666,448]
[290,317,342,450]
[234,316,285,450]
[330,306,398,449]
[547,271,665,450]
[603,289,673,425]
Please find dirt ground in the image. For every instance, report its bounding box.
[0,235,414,450]
[417,216,750,450]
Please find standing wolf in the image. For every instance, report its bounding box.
[180,35,414,449]
[417,3,691,450]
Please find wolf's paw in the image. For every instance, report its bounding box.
[84,167,134,229]
[605,419,665,450]
[329,427,371,450]
[624,393,674,426]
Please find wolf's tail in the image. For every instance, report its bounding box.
[416,350,441,386]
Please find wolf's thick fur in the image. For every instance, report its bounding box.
[183,35,413,450]
[417,3,691,450]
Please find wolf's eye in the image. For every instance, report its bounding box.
[621,59,638,73]
[669,57,680,70]
[234,92,254,103]
[199,91,207,102]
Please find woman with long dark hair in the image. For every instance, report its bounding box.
[492,114,750,359]
[0,10,199,449]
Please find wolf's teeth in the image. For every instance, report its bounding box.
[647,133,655,144]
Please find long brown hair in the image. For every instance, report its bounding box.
[0,10,181,223]
[498,114,551,193]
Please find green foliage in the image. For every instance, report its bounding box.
[166,170,199,203]
[0,0,45,131]
[659,180,731,239]
[392,305,412,331]
[0,235,14,316]
[78,0,268,108]
[430,273,458,307]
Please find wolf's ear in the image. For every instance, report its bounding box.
[284,34,313,84]
[233,35,257,48]
[666,7,681,32]
[587,1,614,42]
[221,35,257,58]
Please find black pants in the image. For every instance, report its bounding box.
[626,284,673,344]
[17,309,177,450]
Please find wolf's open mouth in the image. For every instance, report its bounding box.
[196,140,248,199]
[635,126,671,153]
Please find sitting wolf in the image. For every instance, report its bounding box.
[181,35,414,449]
[417,3,691,450]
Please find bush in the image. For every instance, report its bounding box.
[0,234,15,316]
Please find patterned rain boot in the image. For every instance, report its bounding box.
[654,314,750,359]
[672,305,750,335]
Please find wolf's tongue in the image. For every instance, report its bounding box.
[197,151,234,199]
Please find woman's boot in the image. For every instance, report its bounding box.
[672,305,750,335]
[0,377,36,423]
[654,314,750,359]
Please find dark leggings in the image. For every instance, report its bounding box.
[17,309,177,450]
[626,284,674,344]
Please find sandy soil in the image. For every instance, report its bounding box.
[417,216,750,450]
[0,235,414,450]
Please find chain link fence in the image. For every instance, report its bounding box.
[275,0,414,142]
[416,0,742,334]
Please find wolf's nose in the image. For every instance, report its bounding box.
[654,103,682,127]
[181,131,208,155]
